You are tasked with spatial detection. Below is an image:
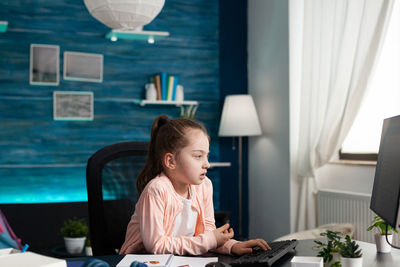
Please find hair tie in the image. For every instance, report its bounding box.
[157,115,170,128]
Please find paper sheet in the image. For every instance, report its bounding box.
[171,256,218,267]
[117,254,174,267]
[117,254,218,267]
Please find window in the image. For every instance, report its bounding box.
[340,2,400,160]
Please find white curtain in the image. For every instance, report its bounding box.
[292,0,394,231]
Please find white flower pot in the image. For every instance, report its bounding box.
[64,237,86,255]
[85,246,93,256]
[375,233,392,253]
[340,257,362,267]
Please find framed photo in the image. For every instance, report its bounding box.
[30,44,60,85]
[53,91,94,121]
[63,51,103,82]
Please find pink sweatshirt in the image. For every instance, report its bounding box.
[120,174,238,255]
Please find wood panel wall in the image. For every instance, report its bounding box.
[0,0,222,208]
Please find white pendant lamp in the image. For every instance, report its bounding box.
[83,0,165,30]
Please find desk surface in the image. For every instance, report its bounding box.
[219,239,400,266]
[67,239,400,267]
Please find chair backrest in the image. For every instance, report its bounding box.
[86,141,149,256]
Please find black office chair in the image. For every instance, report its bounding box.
[86,141,149,256]
[86,141,231,256]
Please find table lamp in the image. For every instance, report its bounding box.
[218,94,262,238]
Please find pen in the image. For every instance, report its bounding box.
[21,244,29,253]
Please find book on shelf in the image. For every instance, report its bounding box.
[117,253,218,267]
[167,75,174,101]
[152,73,180,102]
[160,72,167,101]
[172,76,179,101]
[154,74,162,100]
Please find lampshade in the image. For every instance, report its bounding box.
[218,95,262,137]
[83,0,165,30]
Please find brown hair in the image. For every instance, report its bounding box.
[136,115,209,195]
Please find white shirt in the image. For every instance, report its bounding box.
[171,189,198,237]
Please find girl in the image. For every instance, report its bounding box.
[120,115,270,255]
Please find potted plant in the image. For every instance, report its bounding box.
[338,235,362,267]
[367,215,398,253]
[60,217,88,255]
[313,230,342,267]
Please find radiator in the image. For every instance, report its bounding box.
[317,189,400,246]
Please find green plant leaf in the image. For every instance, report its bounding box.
[367,215,398,235]
[339,235,362,258]
[314,230,344,263]
[60,217,88,238]
[331,262,342,267]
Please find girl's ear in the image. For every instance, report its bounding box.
[163,152,176,170]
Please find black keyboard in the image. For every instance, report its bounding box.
[230,239,298,267]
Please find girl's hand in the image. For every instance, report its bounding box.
[231,239,271,255]
[213,224,234,247]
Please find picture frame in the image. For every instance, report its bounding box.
[53,91,94,121]
[63,51,103,82]
[30,44,60,86]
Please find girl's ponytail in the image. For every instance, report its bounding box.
[136,114,208,196]
[136,115,170,195]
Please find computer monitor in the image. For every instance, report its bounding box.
[370,115,400,230]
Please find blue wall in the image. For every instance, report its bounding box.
[219,0,249,239]
[0,0,222,207]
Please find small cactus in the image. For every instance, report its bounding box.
[339,235,362,258]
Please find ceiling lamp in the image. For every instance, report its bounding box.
[83,0,165,30]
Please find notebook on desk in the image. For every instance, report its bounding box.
[0,250,66,267]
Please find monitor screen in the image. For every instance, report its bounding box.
[370,115,400,229]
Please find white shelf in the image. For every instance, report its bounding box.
[209,162,231,168]
[134,99,199,119]
[106,29,169,42]
[135,100,198,107]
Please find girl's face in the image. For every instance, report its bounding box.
[172,128,210,185]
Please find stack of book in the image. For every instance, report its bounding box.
[151,73,179,101]
[0,249,66,267]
